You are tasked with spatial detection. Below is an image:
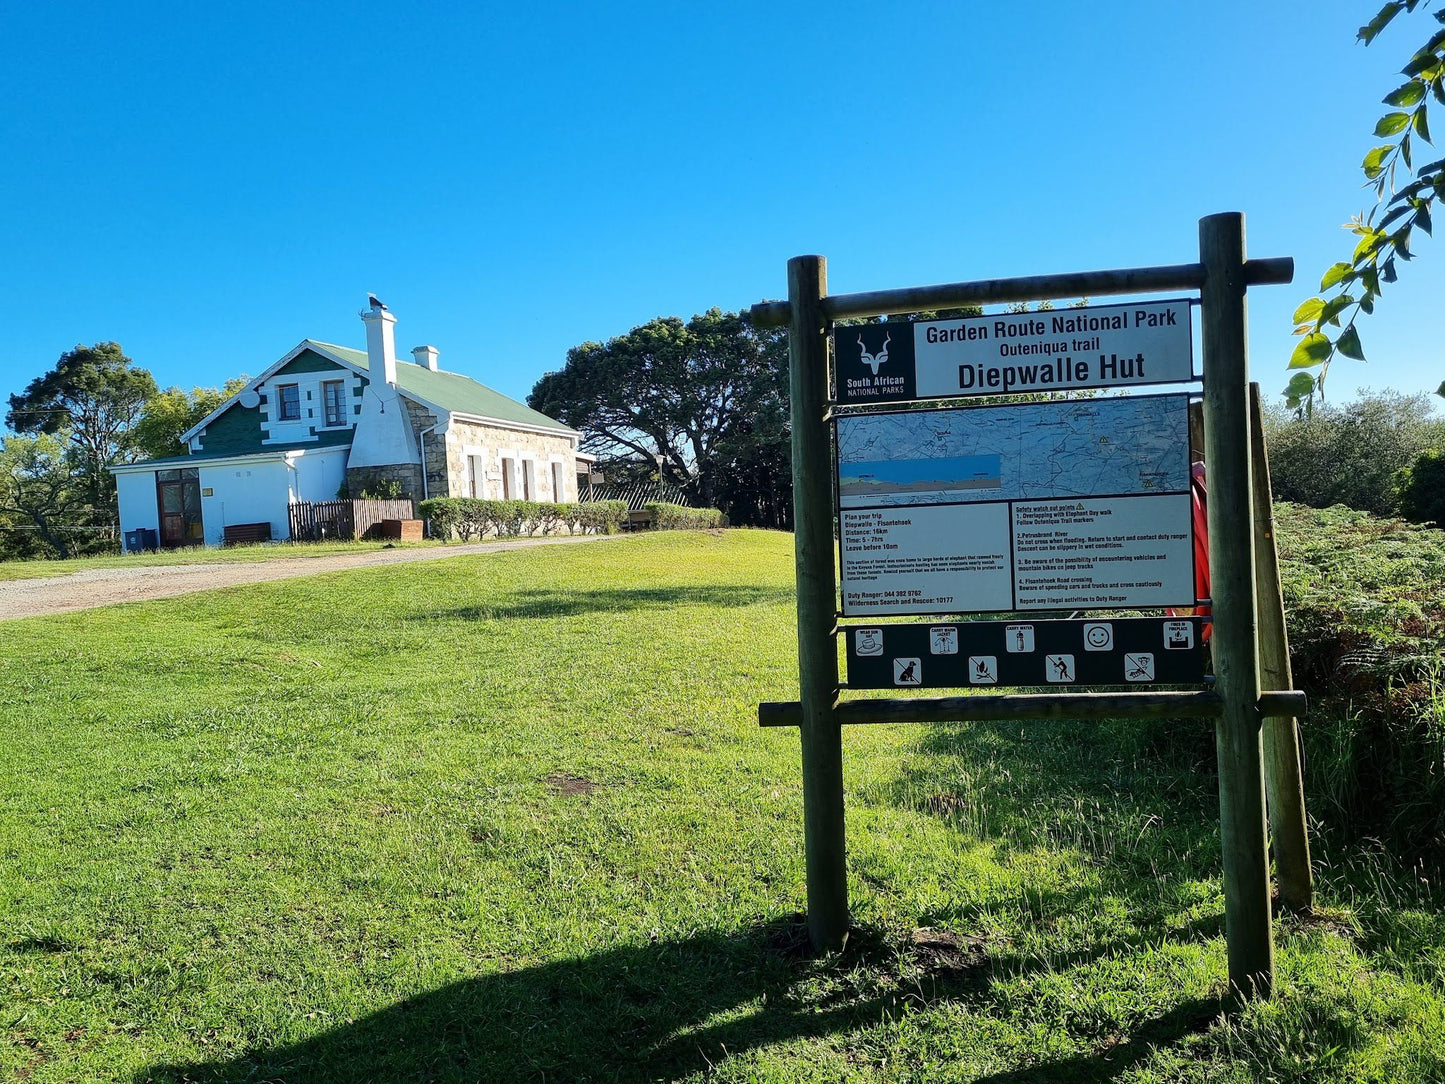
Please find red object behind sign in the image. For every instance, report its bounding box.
[1168,460,1212,642]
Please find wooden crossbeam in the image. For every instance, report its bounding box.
[759,690,1307,728]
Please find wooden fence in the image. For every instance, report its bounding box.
[288,499,416,541]
[581,481,694,529]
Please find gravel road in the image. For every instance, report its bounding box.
[0,534,617,621]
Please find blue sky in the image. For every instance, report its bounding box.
[2,0,1441,415]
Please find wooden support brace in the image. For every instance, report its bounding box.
[1249,383,1314,913]
[759,690,1307,728]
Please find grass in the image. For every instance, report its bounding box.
[0,539,458,581]
[1273,503,1445,858]
[2,529,1443,1082]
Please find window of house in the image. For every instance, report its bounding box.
[521,460,536,501]
[551,462,565,503]
[501,457,515,499]
[468,455,484,498]
[277,383,301,421]
[322,380,346,426]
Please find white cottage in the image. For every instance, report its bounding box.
[113,302,590,547]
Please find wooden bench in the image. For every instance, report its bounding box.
[223,522,272,545]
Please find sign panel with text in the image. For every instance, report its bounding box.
[835,299,1194,405]
[836,395,1196,616]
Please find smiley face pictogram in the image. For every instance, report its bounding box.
[1083,622,1114,651]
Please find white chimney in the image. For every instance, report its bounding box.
[412,345,439,372]
[361,304,398,386]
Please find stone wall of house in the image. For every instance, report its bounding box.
[442,420,578,501]
[346,463,424,500]
[401,398,448,499]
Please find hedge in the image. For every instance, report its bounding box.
[417,499,628,541]
[644,502,726,530]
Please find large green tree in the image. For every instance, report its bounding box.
[529,309,790,523]
[1290,1,1445,407]
[5,342,157,509]
[0,433,88,559]
[132,379,248,460]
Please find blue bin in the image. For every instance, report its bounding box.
[124,528,158,553]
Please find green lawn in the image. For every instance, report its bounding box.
[0,539,460,581]
[2,530,1441,1082]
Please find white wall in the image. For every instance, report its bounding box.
[348,382,419,467]
[198,459,295,546]
[254,368,363,448]
[115,472,160,539]
[292,447,349,502]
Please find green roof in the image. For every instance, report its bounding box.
[310,342,576,435]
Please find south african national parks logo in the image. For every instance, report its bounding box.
[837,321,916,404]
[859,330,890,375]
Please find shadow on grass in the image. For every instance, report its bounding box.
[138,918,873,1084]
[145,723,1242,1082]
[876,718,1236,1080]
[972,996,1228,1084]
[411,584,794,621]
[138,914,1235,1084]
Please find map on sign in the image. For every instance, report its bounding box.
[837,396,1189,509]
[835,394,1196,616]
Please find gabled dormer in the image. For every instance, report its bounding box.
[182,344,370,456]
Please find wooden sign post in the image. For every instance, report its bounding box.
[788,254,849,951]
[757,211,1303,999]
[1199,212,1272,996]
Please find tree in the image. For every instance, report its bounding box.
[132,379,248,460]
[529,309,790,523]
[0,433,88,559]
[1398,447,1445,525]
[1289,1,1445,409]
[5,343,157,509]
[1264,390,1445,515]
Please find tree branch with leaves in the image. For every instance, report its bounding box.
[1289,0,1445,412]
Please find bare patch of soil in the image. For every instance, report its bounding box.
[909,927,991,978]
[545,772,600,796]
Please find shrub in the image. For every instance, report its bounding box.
[494,500,526,538]
[644,502,725,530]
[1399,449,1445,529]
[418,498,462,540]
[562,503,584,535]
[1265,391,1445,516]
[358,479,405,500]
[418,498,628,540]
[577,500,628,535]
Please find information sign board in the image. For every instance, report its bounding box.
[835,299,1194,405]
[846,617,1204,689]
[837,394,1196,616]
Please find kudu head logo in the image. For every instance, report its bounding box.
[858,331,890,376]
